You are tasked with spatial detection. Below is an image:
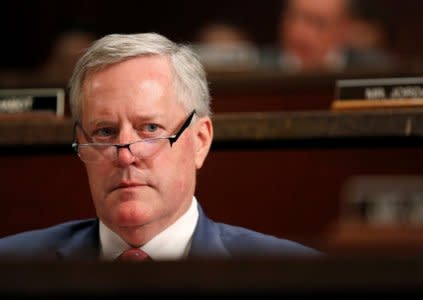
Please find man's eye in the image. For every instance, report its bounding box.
[144,123,158,132]
[93,127,117,137]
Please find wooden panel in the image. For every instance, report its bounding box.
[197,147,423,244]
[2,146,423,253]
[0,154,94,237]
[2,110,423,253]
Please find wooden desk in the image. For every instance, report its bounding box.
[0,258,423,296]
[207,69,417,113]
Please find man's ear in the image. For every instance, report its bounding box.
[194,116,213,169]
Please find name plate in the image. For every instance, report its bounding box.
[0,88,65,117]
[331,77,423,111]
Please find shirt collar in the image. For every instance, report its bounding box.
[99,197,199,261]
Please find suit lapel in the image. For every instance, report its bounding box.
[55,208,230,260]
[56,219,100,260]
[189,205,231,259]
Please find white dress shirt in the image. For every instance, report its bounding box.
[99,196,199,261]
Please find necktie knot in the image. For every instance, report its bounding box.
[116,248,151,262]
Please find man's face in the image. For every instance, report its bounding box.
[280,0,349,70]
[78,56,212,245]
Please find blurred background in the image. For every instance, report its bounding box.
[2,0,423,256]
[1,0,423,86]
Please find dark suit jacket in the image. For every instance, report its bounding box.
[0,205,320,261]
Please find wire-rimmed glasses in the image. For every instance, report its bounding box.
[72,110,196,163]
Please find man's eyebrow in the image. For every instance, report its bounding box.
[132,114,167,124]
[136,114,163,121]
[86,119,116,128]
[86,113,165,127]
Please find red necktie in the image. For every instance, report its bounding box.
[116,248,151,262]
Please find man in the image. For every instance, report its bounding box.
[275,0,393,73]
[0,33,320,261]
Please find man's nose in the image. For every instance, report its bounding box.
[116,144,137,166]
[115,129,139,166]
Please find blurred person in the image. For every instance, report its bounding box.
[196,21,252,46]
[32,29,97,85]
[275,0,394,73]
[193,20,259,72]
[0,32,321,261]
[346,1,393,52]
[0,29,96,87]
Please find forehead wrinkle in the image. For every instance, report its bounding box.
[81,56,178,126]
[86,112,166,128]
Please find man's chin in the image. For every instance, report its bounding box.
[112,200,150,225]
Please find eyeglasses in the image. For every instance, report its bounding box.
[72,110,196,164]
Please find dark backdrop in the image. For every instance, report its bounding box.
[1,0,422,70]
[0,0,282,69]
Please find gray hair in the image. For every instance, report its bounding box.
[68,32,211,121]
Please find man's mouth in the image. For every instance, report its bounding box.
[112,181,147,191]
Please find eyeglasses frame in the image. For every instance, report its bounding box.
[71,110,196,160]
